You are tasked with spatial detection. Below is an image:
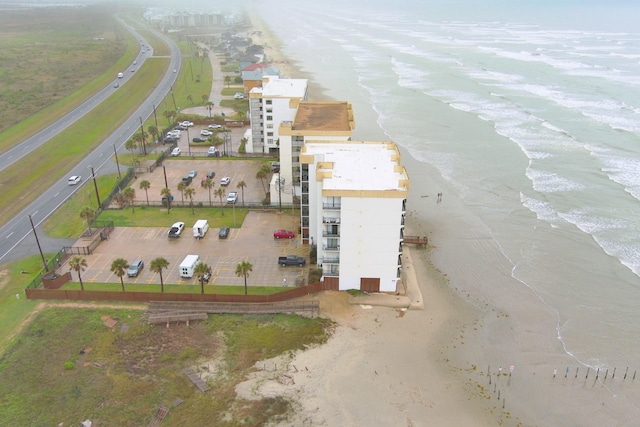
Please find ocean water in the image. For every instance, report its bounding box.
[255,0,640,420]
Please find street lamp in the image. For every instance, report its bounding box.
[186,126,191,156]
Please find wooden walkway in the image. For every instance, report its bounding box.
[183,368,210,392]
[403,236,428,246]
[148,300,319,317]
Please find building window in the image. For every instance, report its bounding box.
[266,99,272,105]
[266,115,273,121]
[267,139,274,145]
[266,123,273,129]
[267,132,274,137]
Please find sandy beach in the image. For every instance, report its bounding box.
[235,11,510,426]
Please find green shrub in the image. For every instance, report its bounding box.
[64,361,75,370]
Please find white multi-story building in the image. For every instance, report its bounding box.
[300,141,409,292]
[275,101,354,205]
[246,76,308,154]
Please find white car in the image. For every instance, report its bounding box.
[200,130,212,136]
[180,121,194,127]
[220,177,231,186]
[226,192,238,204]
[167,130,181,137]
[171,147,181,157]
[233,93,246,99]
[68,175,81,185]
[168,221,185,238]
[208,124,222,129]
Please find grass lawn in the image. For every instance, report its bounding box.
[0,306,332,425]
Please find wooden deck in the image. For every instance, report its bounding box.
[403,236,428,246]
[183,368,211,392]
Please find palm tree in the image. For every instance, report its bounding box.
[69,256,88,291]
[161,187,172,213]
[256,164,270,196]
[79,206,96,235]
[206,101,214,118]
[163,110,172,125]
[194,262,211,294]
[235,260,253,295]
[123,187,135,213]
[150,257,170,293]
[203,179,214,206]
[139,180,151,205]
[224,75,231,88]
[177,182,186,204]
[110,258,129,292]
[185,187,196,214]
[125,138,137,167]
[187,94,194,105]
[148,125,159,144]
[237,181,247,206]
[201,94,209,105]
[214,187,226,215]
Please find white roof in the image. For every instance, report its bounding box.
[305,142,406,192]
[261,76,308,98]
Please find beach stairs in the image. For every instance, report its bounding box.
[402,236,428,247]
[147,405,169,427]
[183,368,211,392]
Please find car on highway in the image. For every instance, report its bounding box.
[114,82,119,88]
[68,175,81,185]
[127,259,144,277]
[200,130,213,137]
[226,192,238,204]
[180,121,194,127]
[218,227,230,239]
[168,221,185,238]
[192,137,207,143]
[208,124,222,129]
[171,147,181,156]
[274,229,295,239]
[220,176,231,186]
[188,170,197,178]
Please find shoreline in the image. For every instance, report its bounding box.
[241,11,508,426]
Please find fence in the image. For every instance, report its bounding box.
[24,281,338,304]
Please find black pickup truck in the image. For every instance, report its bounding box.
[278,256,306,267]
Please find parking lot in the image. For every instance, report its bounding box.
[62,211,309,289]
[131,158,269,206]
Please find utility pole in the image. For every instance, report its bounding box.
[29,214,47,271]
[113,145,121,179]
[89,165,101,209]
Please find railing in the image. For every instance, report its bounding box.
[322,231,340,237]
[323,217,340,224]
[322,257,340,264]
[322,204,341,210]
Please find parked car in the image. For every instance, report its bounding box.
[200,130,213,136]
[200,270,211,283]
[218,227,230,239]
[171,147,181,156]
[234,92,246,99]
[68,175,81,185]
[220,176,231,186]
[168,221,185,238]
[207,147,219,157]
[127,259,144,277]
[164,136,178,144]
[180,121,194,127]
[175,125,187,131]
[274,229,295,239]
[181,175,192,185]
[278,255,306,267]
[188,170,197,178]
[192,137,207,143]
[271,162,280,172]
[206,171,215,179]
[227,192,238,204]
[208,124,222,129]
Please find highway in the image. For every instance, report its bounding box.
[0,22,182,264]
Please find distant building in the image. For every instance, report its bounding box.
[246,76,308,155]
[241,63,280,93]
[300,140,409,292]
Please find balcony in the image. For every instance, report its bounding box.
[323,217,340,224]
[323,203,341,210]
[323,256,340,264]
[322,231,340,237]
[323,245,339,251]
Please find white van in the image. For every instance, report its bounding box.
[193,219,209,239]
[179,254,200,278]
[117,72,124,78]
